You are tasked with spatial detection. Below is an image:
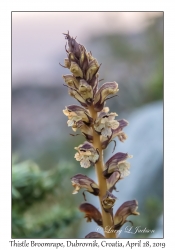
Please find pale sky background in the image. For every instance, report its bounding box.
[12,12,162,87]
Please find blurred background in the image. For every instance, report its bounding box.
[12,12,163,238]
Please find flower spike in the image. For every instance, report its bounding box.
[61,32,139,238]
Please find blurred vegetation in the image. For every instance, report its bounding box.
[12,156,81,238]
[88,16,163,112]
[131,196,163,238]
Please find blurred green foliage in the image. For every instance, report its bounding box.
[131,196,163,238]
[12,157,81,238]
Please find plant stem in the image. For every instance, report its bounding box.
[88,105,116,239]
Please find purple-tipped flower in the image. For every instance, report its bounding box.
[71,174,99,196]
[94,108,119,137]
[101,119,128,149]
[114,200,140,230]
[63,32,81,59]
[104,152,132,178]
[93,82,119,112]
[85,232,105,238]
[79,203,103,226]
[74,141,99,168]
[63,105,92,127]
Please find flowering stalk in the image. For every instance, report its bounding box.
[61,32,139,238]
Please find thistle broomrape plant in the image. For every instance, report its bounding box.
[61,32,139,238]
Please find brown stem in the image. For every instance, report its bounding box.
[88,105,116,239]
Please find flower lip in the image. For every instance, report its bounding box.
[74,142,99,168]
[94,111,119,138]
[101,119,128,149]
[79,202,103,226]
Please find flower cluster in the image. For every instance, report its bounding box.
[62,32,139,238]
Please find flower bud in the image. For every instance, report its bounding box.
[101,191,117,213]
[85,232,105,238]
[68,89,87,108]
[104,152,132,178]
[79,45,89,72]
[70,62,83,78]
[64,32,81,59]
[87,74,99,94]
[62,74,80,89]
[114,200,139,230]
[86,51,94,62]
[74,141,99,168]
[86,59,99,81]
[68,52,79,65]
[79,203,103,226]
[94,82,119,112]
[75,121,93,142]
[79,79,93,104]
[71,174,99,196]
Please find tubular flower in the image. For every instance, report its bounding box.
[85,232,105,238]
[63,105,92,127]
[74,141,99,168]
[93,82,119,112]
[94,110,119,137]
[103,152,132,178]
[71,174,99,196]
[79,203,103,226]
[107,171,121,192]
[74,121,93,142]
[101,119,128,149]
[114,200,140,230]
[102,191,117,213]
